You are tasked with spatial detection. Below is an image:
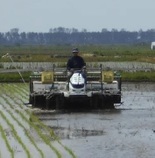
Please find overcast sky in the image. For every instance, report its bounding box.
[0,0,155,32]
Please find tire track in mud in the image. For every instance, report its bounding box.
[0,83,76,158]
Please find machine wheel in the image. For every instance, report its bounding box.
[91,96,99,109]
[46,99,52,110]
[29,95,34,104]
[104,101,115,109]
[32,95,46,109]
[56,94,64,110]
[45,93,56,110]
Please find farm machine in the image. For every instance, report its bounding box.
[29,64,122,110]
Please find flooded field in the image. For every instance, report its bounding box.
[0,83,155,158]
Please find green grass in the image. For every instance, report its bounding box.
[0,44,155,63]
[122,71,155,82]
[0,45,155,82]
[1,71,155,82]
[0,72,31,82]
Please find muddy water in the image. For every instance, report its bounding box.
[38,83,155,158]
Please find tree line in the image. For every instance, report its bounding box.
[0,27,155,45]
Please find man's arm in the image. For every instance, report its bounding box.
[81,57,86,67]
[67,58,71,70]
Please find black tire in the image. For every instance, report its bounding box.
[91,96,99,109]
[56,94,64,110]
[104,101,115,109]
[33,95,46,109]
[29,95,33,104]
[46,99,50,110]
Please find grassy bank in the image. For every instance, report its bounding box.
[121,71,155,82]
[0,71,31,82]
[0,44,155,63]
[0,45,155,82]
[1,71,155,82]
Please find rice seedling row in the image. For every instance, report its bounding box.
[0,124,14,158]
[0,96,44,158]
[0,83,76,158]
[0,86,60,158]
[0,110,31,158]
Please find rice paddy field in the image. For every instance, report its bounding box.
[1,82,155,158]
[1,45,155,158]
[0,83,76,158]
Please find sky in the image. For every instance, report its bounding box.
[0,0,155,33]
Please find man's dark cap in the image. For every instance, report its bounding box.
[72,48,79,53]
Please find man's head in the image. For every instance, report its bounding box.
[72,48,79,55]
